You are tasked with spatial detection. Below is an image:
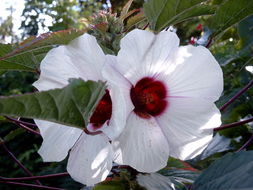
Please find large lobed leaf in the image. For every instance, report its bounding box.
[209,0,253,38]
[0,29,86,73]
[192,151,253,190]
[0,79,106,129]
[144,0,215,31]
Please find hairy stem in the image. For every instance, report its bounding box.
[5,116,41,136]
[214,117,253,131]
[5,116,37,127]
[220,79,253,112]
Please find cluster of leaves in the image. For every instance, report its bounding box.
[0,0,253,189]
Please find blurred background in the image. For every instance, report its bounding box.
[0,0,145,43]
[0,0,252,189]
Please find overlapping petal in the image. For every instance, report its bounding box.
[67,133,113,186]
[100,55,134,139]
[157,45,223,101]
[33,34,105,91]
[114,112,170,173]
[35,120,82,162]
[156,97,221,160]
[116,29,179,85]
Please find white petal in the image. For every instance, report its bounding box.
[67,133,113,186]
[100,87,130,140]
[65,34,105,81]
[102,55,132,90]
[33,33,105,91]
[116,29,179,85]
[35,119,82,162]
[156,97,221,160]
[33,46,81,91]
[159,45,223,101]
[114,112,170,173]
[100,55,134,140]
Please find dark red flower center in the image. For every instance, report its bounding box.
[90,90,112,129]
[130,77,168,118]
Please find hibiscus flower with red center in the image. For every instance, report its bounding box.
[33,33,129,185]
[103,29,223,172]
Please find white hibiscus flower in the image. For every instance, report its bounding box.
[33,33,129,185]
[103,29,223,173]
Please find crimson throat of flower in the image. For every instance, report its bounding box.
[90,89,112,129]
[130,77,168,119]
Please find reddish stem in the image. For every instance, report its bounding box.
[18,123,41,136]
[5,116,41,136]
[237,134,253,152]
[142,23,149,30]
[5,116,37,127]
[0,181,64,190]
[6,116,103,136]
[220,79,253,112]
[214,117,253,131]
[83,128,102,136]
[0,172,69,181]
[0,141,42,185]
[205,37,212,48]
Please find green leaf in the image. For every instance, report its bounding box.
[192,151,253,190]
[4,128,25,142]
[159,159,200,189]
[0,70,6,76]
[0,29,86,72]
[126,11,146,31]
[120,0,134,21]
[0,115,6,121]
[194,133,232,161]
[0,44,12,57]
[160,169,200,183]
[163,157,199,172]
[238,15,253,47]
[144,0,215,31]
[237,15,253,60]
[0,79,106,129]
[166,157,185,169]
[137,173,175,190]
[93,180,129,190]
[209,0,253,38]
[210,16,253,66]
